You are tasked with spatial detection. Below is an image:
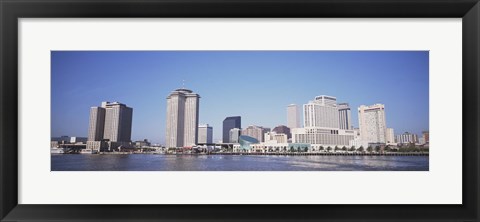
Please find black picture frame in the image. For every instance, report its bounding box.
[1,0,479,221]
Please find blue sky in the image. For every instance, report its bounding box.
[51,51,429,144]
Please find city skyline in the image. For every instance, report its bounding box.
[51,51,429,144]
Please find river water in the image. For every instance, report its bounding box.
[51,154,428,171]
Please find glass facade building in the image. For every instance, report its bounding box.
[223,116,241,143]
[238,135,259,150]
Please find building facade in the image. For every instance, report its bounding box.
[386,128,395,144]
[287,104,301,129]
[272,125,291,139]
[338,103,352,130]
[303,95,340,128]
[396,132,419,144]
[165,88,200,148]
[265,131,288,143]
[242,125,269,142]
[86,101,133,151]
[358,104,387,143]
[198,124,213,144]
[229,128,241,143]
[223,116,241,143]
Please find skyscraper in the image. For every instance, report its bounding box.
[338,103,352,130]
[223,116,241,143]
[386,128,395,144]
[103,102,133,143]
[229,128,241,143]
[358,104,387,143]
[198,124,213,144]
[165,88,200,148]
[287,104,301,129]
[303,95,339,128]
[86,101,133,151]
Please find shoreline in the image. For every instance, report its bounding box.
[55,152,429,156]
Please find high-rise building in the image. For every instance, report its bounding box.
[198,124,213,144]
[272,125,291,139]
[229,128,241,143]
[386,128,395,144]
[396,132,418,144]
[242,125,269,142]
[287,104,301,129]
[303,95,339,128]
[87,101,133,151]
[88,107,106,141]
[358,104,387,143]
[223,116,241,143]
[165,88,200,148]
[103,102,133,143]
[338,103,352,130]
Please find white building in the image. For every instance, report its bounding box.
[229,128,241,143]
[86,101,133,151]
[287,104,301,129]
[303,95,340,128]
[292,127,355,148]
[264,131,288,143]
[386,128,395,144]
[358,104,387,143]
[165,88,200,148]
[198,124,213,144]
[338,103,352,130]
[396,132,418,144]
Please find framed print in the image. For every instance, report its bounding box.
[1,0,479,221]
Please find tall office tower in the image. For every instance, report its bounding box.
[242,125,268,142]
[303,95,339,128]
[103,102,133,142]
[287,104,301,129]
[338,103,352,130]
[87,106,106,141]
[198,124,213,144]
[272,125,291,138]
[229,128,241,143]
[386,128,395,143]
[358,104,387,143]
[223,116,241,143]
[165,88,200,148]
[396,132,418,144]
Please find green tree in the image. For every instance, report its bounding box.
[367,146,373,153]
[358,146,364,152]
[319,146,324,151]
[342,146,347,151]
[327,146,332,152]
[349,146,356,151]
[290,147,295,152]
[375,146,381,153]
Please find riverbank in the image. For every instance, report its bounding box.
[84,152,429,156]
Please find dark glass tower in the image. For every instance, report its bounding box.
[223,116,241,143]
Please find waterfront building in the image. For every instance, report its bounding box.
[165,88,200,148]
[242,125,269,142]
[86,101,133,151]
[265,131,288,143]
[103,102,133,143]
[287,104,301,129]
[386,128,395,144]
[229,128,241,143]
[304,95,340,128]
[338,103,352,130]
[70,137,87,144]
[272,125,291,139]
[238,135,259,151]
[422,131,430,144]
[292,127,355,147]
[358,104,387,143]
[198,124,213,144]
[134,139,151,148]
[223,116,241,143]
[396,132,418,144]
[51,136,72,144]
[292,95,356,148]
